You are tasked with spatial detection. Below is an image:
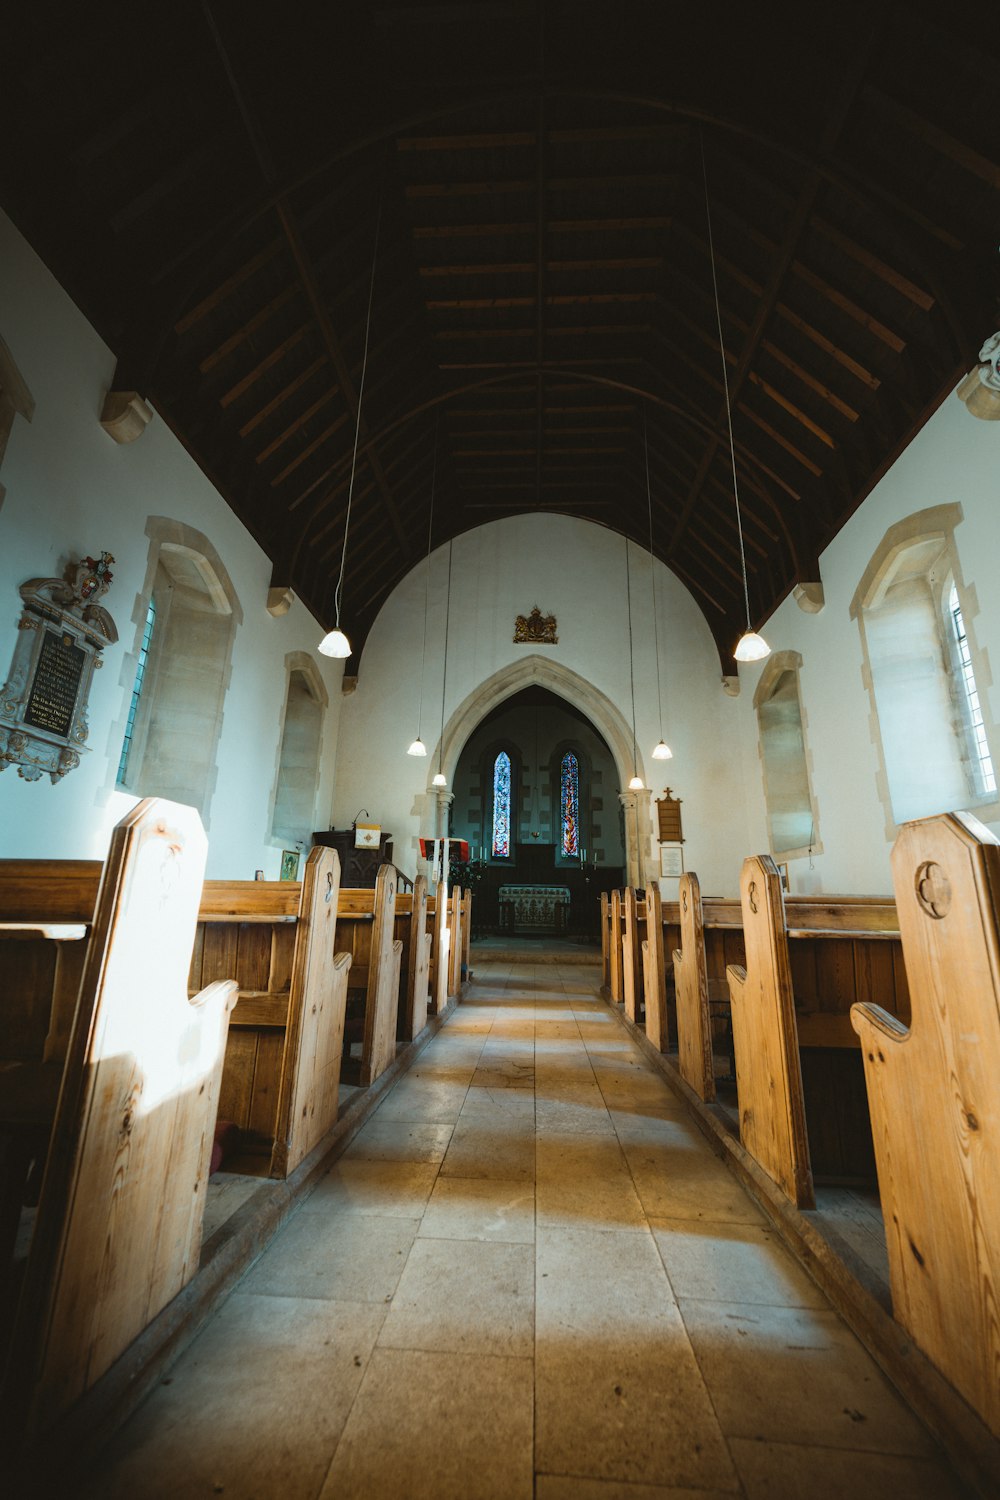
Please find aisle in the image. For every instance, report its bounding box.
[78,962,966,1500]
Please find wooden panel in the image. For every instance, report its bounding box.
[642,885,668,1052]
[199,880,300,919]
[672,872,713,1100]
[609,890,624,1004]
[462,891,472,974]
[621,889,644,1022]
[0,939,58,1060]
[600,892,610,987]
[237,923,273,992]
[9,800,236,1429]
[0,861,100,922]
[408,876,431,1040]
[275,847,351,1176]
[361,866,402,1085]
[248,1031,284,1139]
[852,812,1000,1436]
[217,1030,258,1129]
[727,855,814,1209]
[448,887,462,998]
[431,882,450,1016]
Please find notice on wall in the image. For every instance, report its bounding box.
[659,843,684,878]
[23,629,85,737]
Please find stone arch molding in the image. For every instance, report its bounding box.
[424,655,654,886]
[426,655,645,793]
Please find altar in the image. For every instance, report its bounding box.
[498,884,572,936]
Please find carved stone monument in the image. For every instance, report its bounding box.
[0,552,117,782]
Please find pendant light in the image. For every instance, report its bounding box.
[643,407,673,761]
[431,538,454,790]
[407,418,439,756]
[625,537,644,791]
[318,187,383,659]
[701,135,770,666]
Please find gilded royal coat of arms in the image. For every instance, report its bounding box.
[513,606,558,645]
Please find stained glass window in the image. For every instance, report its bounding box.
[561,751,580,857]
[492,750,512,858]
[116,596,156,787]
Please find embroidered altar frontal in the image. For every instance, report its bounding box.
[498,884,571,933]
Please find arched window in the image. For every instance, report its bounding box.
[492,750,512,858]
[753,651,821,858]
[560,751,580,856]
[270,654,329,847]
[115,518,242,823]
[852,505,998,828]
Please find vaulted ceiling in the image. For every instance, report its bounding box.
[4,2,998,668]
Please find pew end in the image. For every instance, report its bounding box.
[851,810,1000,1436]
[727,854,815,1211]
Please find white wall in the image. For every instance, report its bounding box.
[334,513,753,894]
[0,210,343,876]
[734,389,1000,896]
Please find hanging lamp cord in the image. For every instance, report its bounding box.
[438,538,454,775]
[643,405,665,741]
[625,537,639,777]
[415,415,438,738]
[334,181,384,628]
[700,131,753,635]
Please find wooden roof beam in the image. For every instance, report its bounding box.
[667,12,886,563]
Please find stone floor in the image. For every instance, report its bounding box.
[76,962,969,1500]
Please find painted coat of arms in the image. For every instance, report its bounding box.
[514,606,558,645]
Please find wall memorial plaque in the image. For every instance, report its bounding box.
[0,552,117,783]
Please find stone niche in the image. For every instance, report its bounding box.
[0,554,117,783]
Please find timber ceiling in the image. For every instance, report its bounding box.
[4,2,999,669]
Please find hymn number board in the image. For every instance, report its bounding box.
[0,556,117,783]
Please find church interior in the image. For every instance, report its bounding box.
[1,3,999,1496]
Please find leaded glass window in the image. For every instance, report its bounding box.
[949,584,997,797]
[116,596,156,787]
[561,751,580,857]
[492,750,512,858]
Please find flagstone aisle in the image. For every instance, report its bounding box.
[79,962,968,1500]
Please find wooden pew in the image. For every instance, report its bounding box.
[727,854,815,1209]
[394,874,432,1043]
[621,888,645,1023]
[461,889,472,980]
[600,892,611,989]
[3,800,236,1436]
[336,865,403,1086]
[608,889,625,1004]
[672,872,714,1098]
[654,881,905,1175]
[852,811,1000,1437]
[448,885,463,998]
[427,881,450,1016]
[641,885,669,1052]
[188,848,352,1177]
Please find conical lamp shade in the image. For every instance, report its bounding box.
[628,774,644,791]
[431,771,447,788]
[651,739,673,761]
[318,628,352,658]
[407,737,427,757]
[734,630,770,662]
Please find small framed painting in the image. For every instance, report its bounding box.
[280,849,300,882]
[659,843,684,878]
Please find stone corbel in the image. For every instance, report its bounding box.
[100,390,154,444]
[266,586,294,617]
[957,332,1000,421]
[721,674,740,697]
[793,580,825,613]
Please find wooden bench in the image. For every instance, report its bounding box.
[187,847,352,1177]
[394,874,432,1043]
[640,885,669,1052]
[335,865,403,1086]
[852,811,1000,1438]
[608,889,625,1004]
[599,891,611,990]
[621,888,646,1024]
[2,800,236,1439]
